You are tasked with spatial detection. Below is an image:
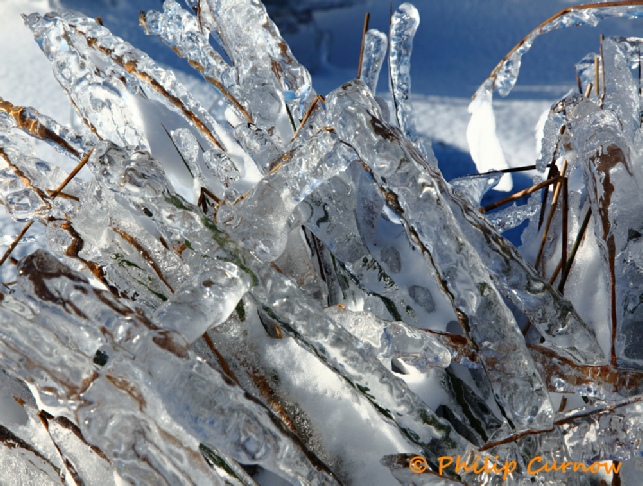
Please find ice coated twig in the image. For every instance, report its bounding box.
[356,12,370,79]
[26,11,227,151]
[477,0,643,97]
[389,4,421,144]
[535,160,568,270]
[481,175,560,213]
[0,251,337,484]
[0,147,93,267]
[0,98,93,159]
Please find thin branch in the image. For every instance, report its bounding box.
[458,162,554,179]
[49,148,93,199]
[561,176,569,276]
[538,154,561,230]
[480,395,643,452]
[600,34,606,106]
[594,55,600,98]
[548,257,563,286]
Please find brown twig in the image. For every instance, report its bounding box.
[638,45,642,98]
[49,148,93,199]
[202,332,240,386]
[535,160,567,271]
[561,175,568,275]
[481,175,559,213]
[594,55,600,98]
[538,152,561,230]
[600,34,606,106]
[558,207,592,293]
[548,257,564,286]
[290,94,325,142]
[0,222,33,267]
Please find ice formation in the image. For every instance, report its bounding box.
[0,1,642,484]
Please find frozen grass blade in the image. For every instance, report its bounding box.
[481,175,559,213]
[0,148,93,267]
[558,208,592,294]
[535,160,567,271]
[478,0,643,97]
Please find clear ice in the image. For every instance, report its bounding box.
[0,1,641,485]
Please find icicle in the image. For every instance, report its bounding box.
[389,3,426,154]
[360,29,388,96]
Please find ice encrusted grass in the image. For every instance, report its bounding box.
[0,1,642,485]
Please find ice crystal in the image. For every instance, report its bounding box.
[0,1,642,485]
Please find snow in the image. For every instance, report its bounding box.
[0,1,69,121]
[466,87,512,191]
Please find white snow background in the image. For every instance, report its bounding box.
[1,0,643,483]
